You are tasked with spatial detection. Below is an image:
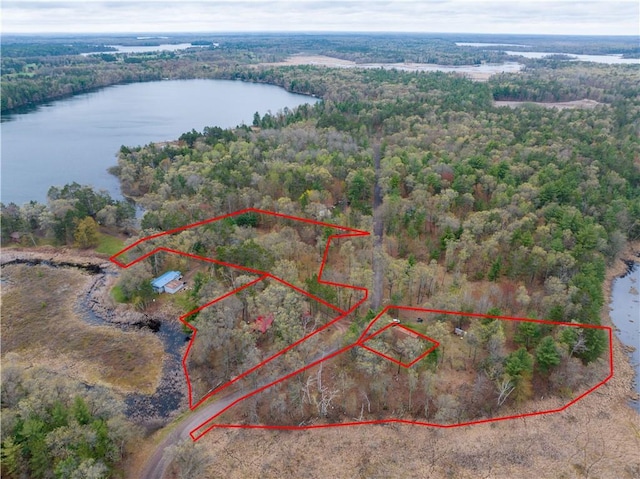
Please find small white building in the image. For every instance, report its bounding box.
[151,271,184,294]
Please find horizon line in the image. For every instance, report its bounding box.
[2,30,638,38]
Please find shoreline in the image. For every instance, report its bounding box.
[0,245,113,269]
[602,240,640,406]
[602,240,640,303]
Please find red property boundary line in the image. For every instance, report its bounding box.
[111,208,370,410]
[359,322,440,368]
[110,209,614,441]
[189,305,613,440]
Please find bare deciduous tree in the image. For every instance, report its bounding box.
[165,439,213,479]
[496,376,515,407]
[301,363,340,418]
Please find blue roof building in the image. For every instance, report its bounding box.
[151,271,182,293]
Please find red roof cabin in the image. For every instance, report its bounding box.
[253,314,274,334]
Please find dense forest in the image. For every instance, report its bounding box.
[1,360,138,478]
[1,183,135,249]
[107,62,637,425]
[1,33,639,474]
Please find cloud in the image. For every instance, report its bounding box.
[2,0,638,35]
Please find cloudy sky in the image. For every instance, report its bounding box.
[2,0,638,36]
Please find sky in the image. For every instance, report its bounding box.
[2,0,638,36]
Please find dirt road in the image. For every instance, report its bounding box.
[140,339,344,478]
[139,391,243,479]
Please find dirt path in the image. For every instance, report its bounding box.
[138,392,243,479]
[139,342,343,479]
[371,143,384,311]
[135,243,640,478]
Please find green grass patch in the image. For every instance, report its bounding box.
[110,285,128,303]
[95,233,124,255]
[171,291,197,312]
[170,292,201,331]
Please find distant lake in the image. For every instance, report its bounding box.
[83,43,210,56]
[456,43,638,65]
[504,51,639,64]
[1,80,318,205]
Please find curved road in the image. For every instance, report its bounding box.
[139,391,244,479]
[139,343,344,479]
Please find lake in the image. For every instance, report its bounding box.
[455,43,638,65]
[504,51,639,64]
[1,79,318,205]
[609,262,640,412]
[83,43,211,56]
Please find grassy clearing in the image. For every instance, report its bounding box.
[95,232,125,255]
[1,264,163,394]
[168,289,198,313]
[111,284,128,303]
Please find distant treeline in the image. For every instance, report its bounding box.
[3,33,638,113]
[1,43,117,58]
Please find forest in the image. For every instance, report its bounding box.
[1,33,639,476]
[1,360,138,479]
[108,62,637,427]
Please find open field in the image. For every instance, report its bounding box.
[95,231,126,256]
[494,99,602,109]
[196,390,639,479]
[1,262,164,394]
[262,54,523,80]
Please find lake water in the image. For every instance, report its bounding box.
[455,43,637,65]
[504,51,639,65]
[1,79,317,205]
[83,43,210,56]
[609,262,640,411]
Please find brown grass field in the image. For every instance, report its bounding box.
[1,263,164,394]
[193,350,638,479]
